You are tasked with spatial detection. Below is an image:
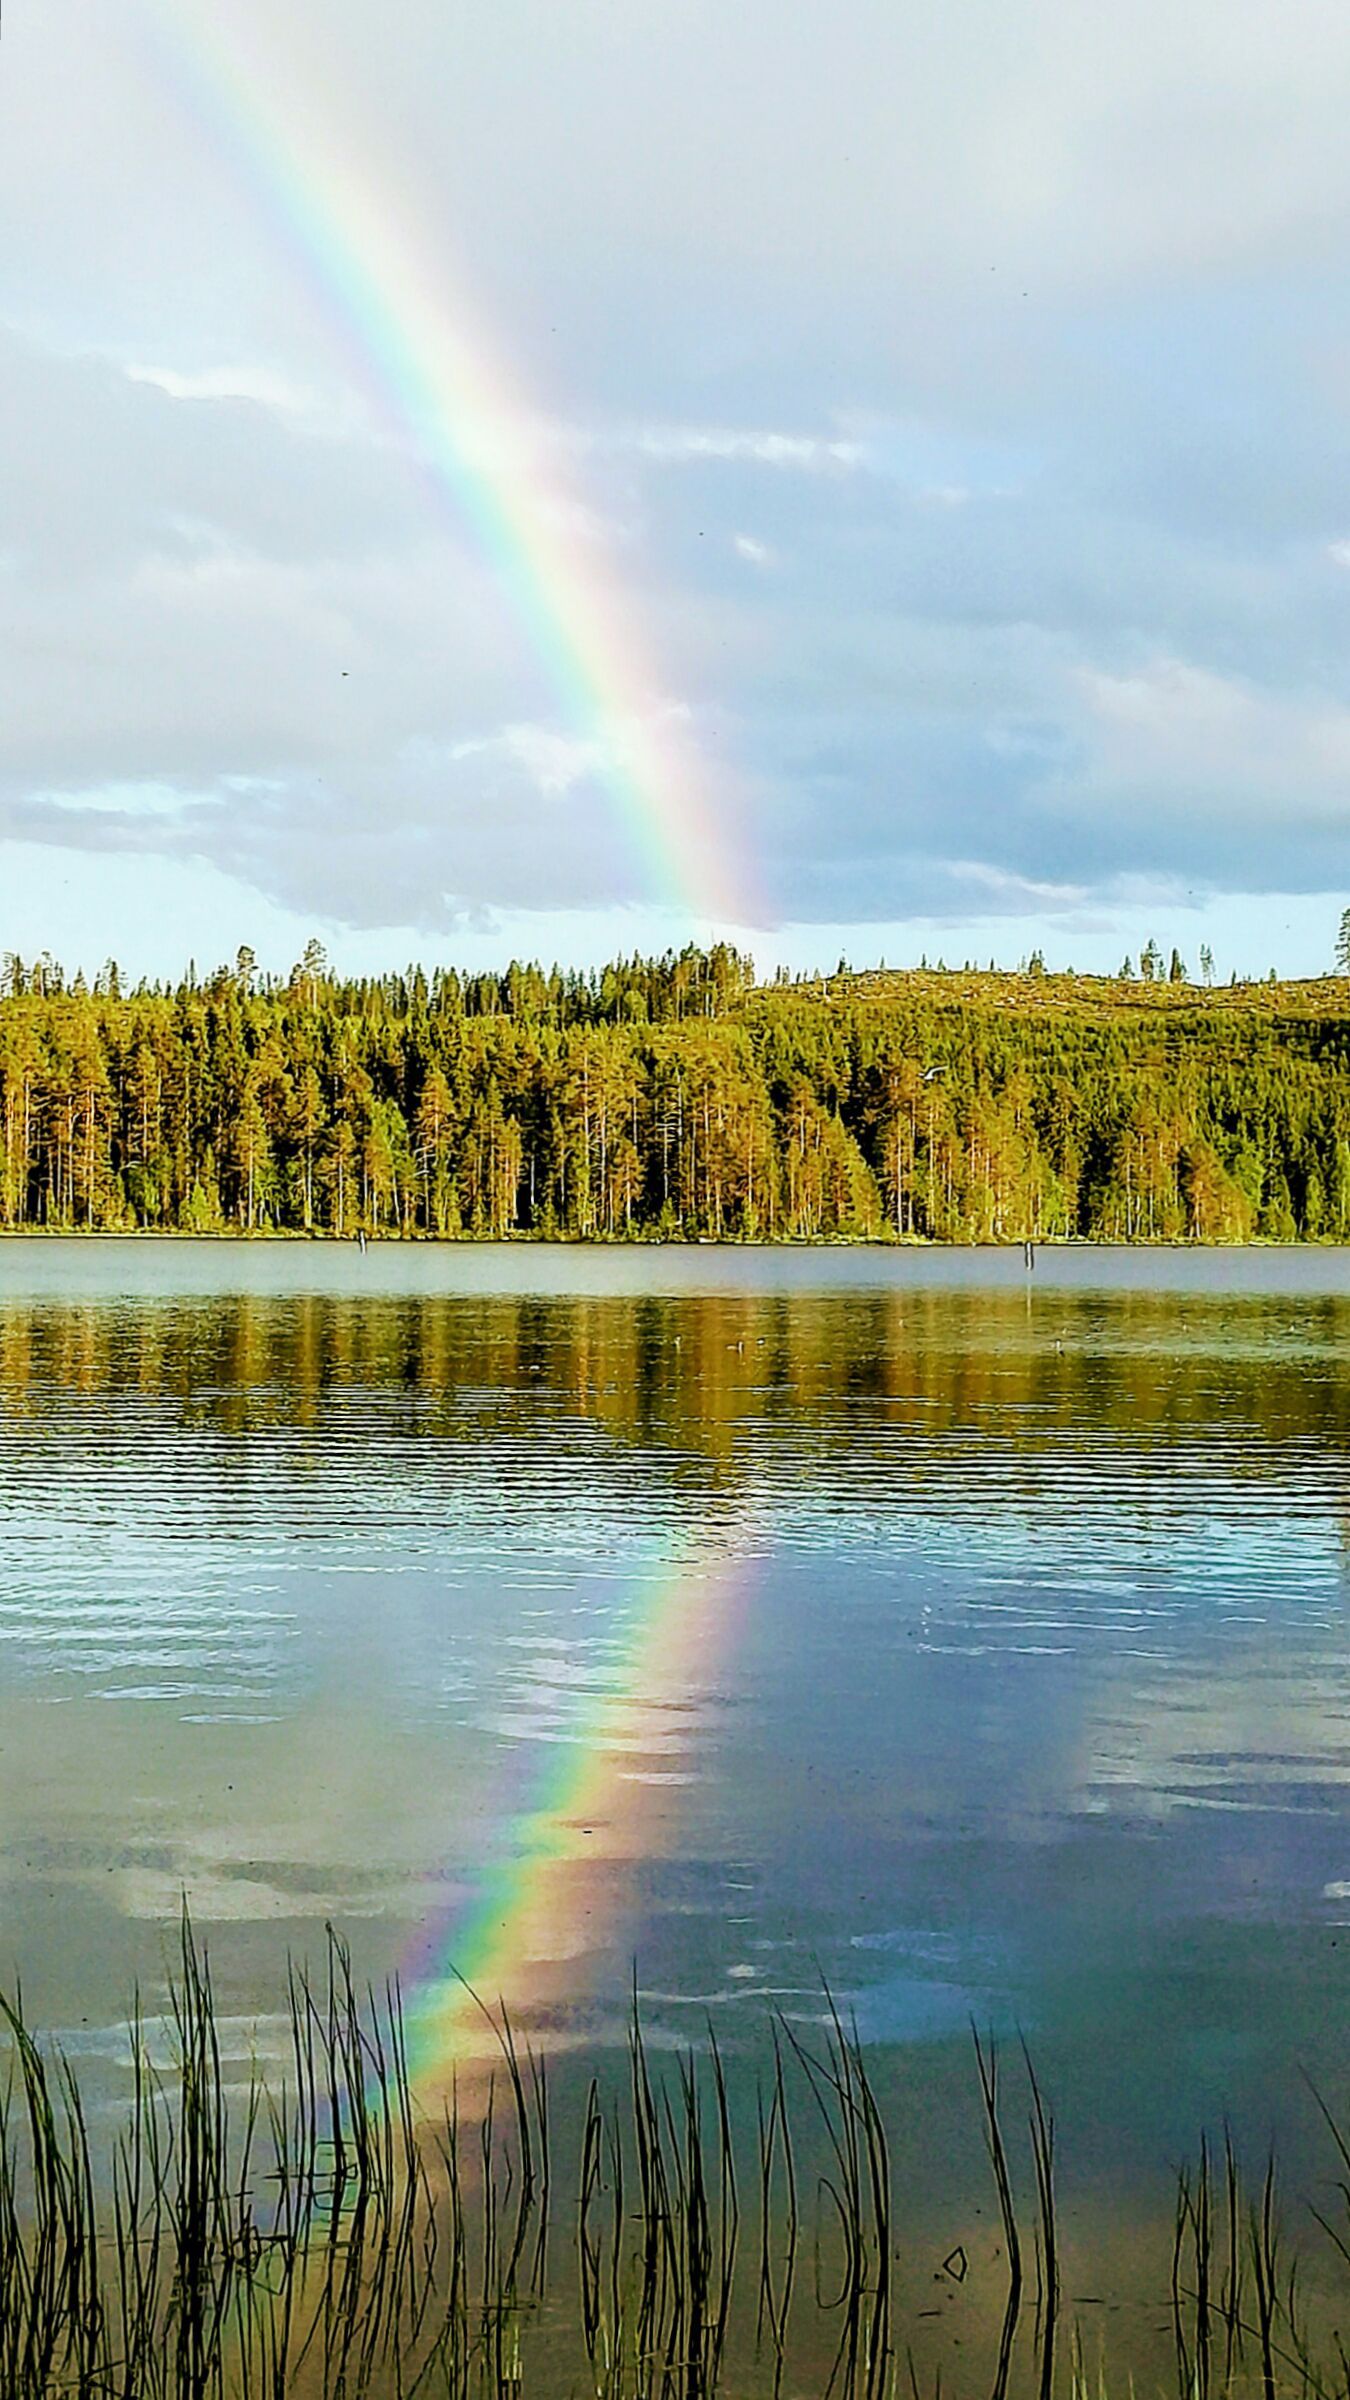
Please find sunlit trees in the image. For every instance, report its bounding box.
[290,1065,325,1232]
[779,1084,879,1237]
[873,1058,927,1237]
[124,1040,165,1222]
[231,1072,273,1232]
[413,1061,459,1234]
[459,1084,523,1234]
[563,1032,643,1236]
[1181,1141,1255,1240]
[0,1011,41,1226]
[0,948,1344,1241]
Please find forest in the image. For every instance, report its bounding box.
[0,942,1348,1242]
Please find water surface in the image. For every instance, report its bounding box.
[0,1239,1347,2243]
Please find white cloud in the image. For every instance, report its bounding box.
[1078,657,1350,820]
[27,779,216,820]
[447,724,609,798]
[733,533,774,567]
[622,426,864,472]
[124,361,320,416]
[948,861,1088,906]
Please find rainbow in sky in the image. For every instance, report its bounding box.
[130,0,765,2086]
[403,1544,757,2094]
[132,0,755,930]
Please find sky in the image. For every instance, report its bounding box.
[2,0,1350,983]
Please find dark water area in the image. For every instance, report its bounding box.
[0,1240,1347,2383]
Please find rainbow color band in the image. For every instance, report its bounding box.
[403,1545,757,2091]
[133,2,754,930]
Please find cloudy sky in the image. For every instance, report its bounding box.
[3,0,1350,980]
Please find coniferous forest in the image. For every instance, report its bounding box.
[1,942,1348,1241]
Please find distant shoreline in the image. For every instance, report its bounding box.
[0,1228,1345,1250]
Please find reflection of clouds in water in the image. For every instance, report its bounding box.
[4,1448,1340,1704]
[0,1577,294,1713]
[1079,1659,1350,1820]
[56,2013,295,2073]
[0,1511,1337,1715]
[845,1927,1015,2045]
[114,1856,464,1926]
[774,1467,1340,1635]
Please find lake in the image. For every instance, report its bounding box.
[0,1238,1347,2386]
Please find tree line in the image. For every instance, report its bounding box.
[0,943,1347,1241]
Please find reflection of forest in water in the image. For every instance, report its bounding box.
[1,1284,1347,1539]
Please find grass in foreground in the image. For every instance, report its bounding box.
[0,1913,1344,2400]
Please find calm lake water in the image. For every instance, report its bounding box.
[0,1240,1347,2281]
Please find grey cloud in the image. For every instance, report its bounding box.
[4,0,1350,946]
[9,754,667,932]
[0,334,432,585]
[0,333,562,782]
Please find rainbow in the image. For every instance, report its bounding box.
[131,1,754,929]
[403,1544,758,2093]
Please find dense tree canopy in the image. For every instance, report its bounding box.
[0,945,1347,1241]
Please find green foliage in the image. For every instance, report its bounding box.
[0,949,1346,1240]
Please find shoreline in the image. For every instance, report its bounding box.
[0,1227,1346,1250]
